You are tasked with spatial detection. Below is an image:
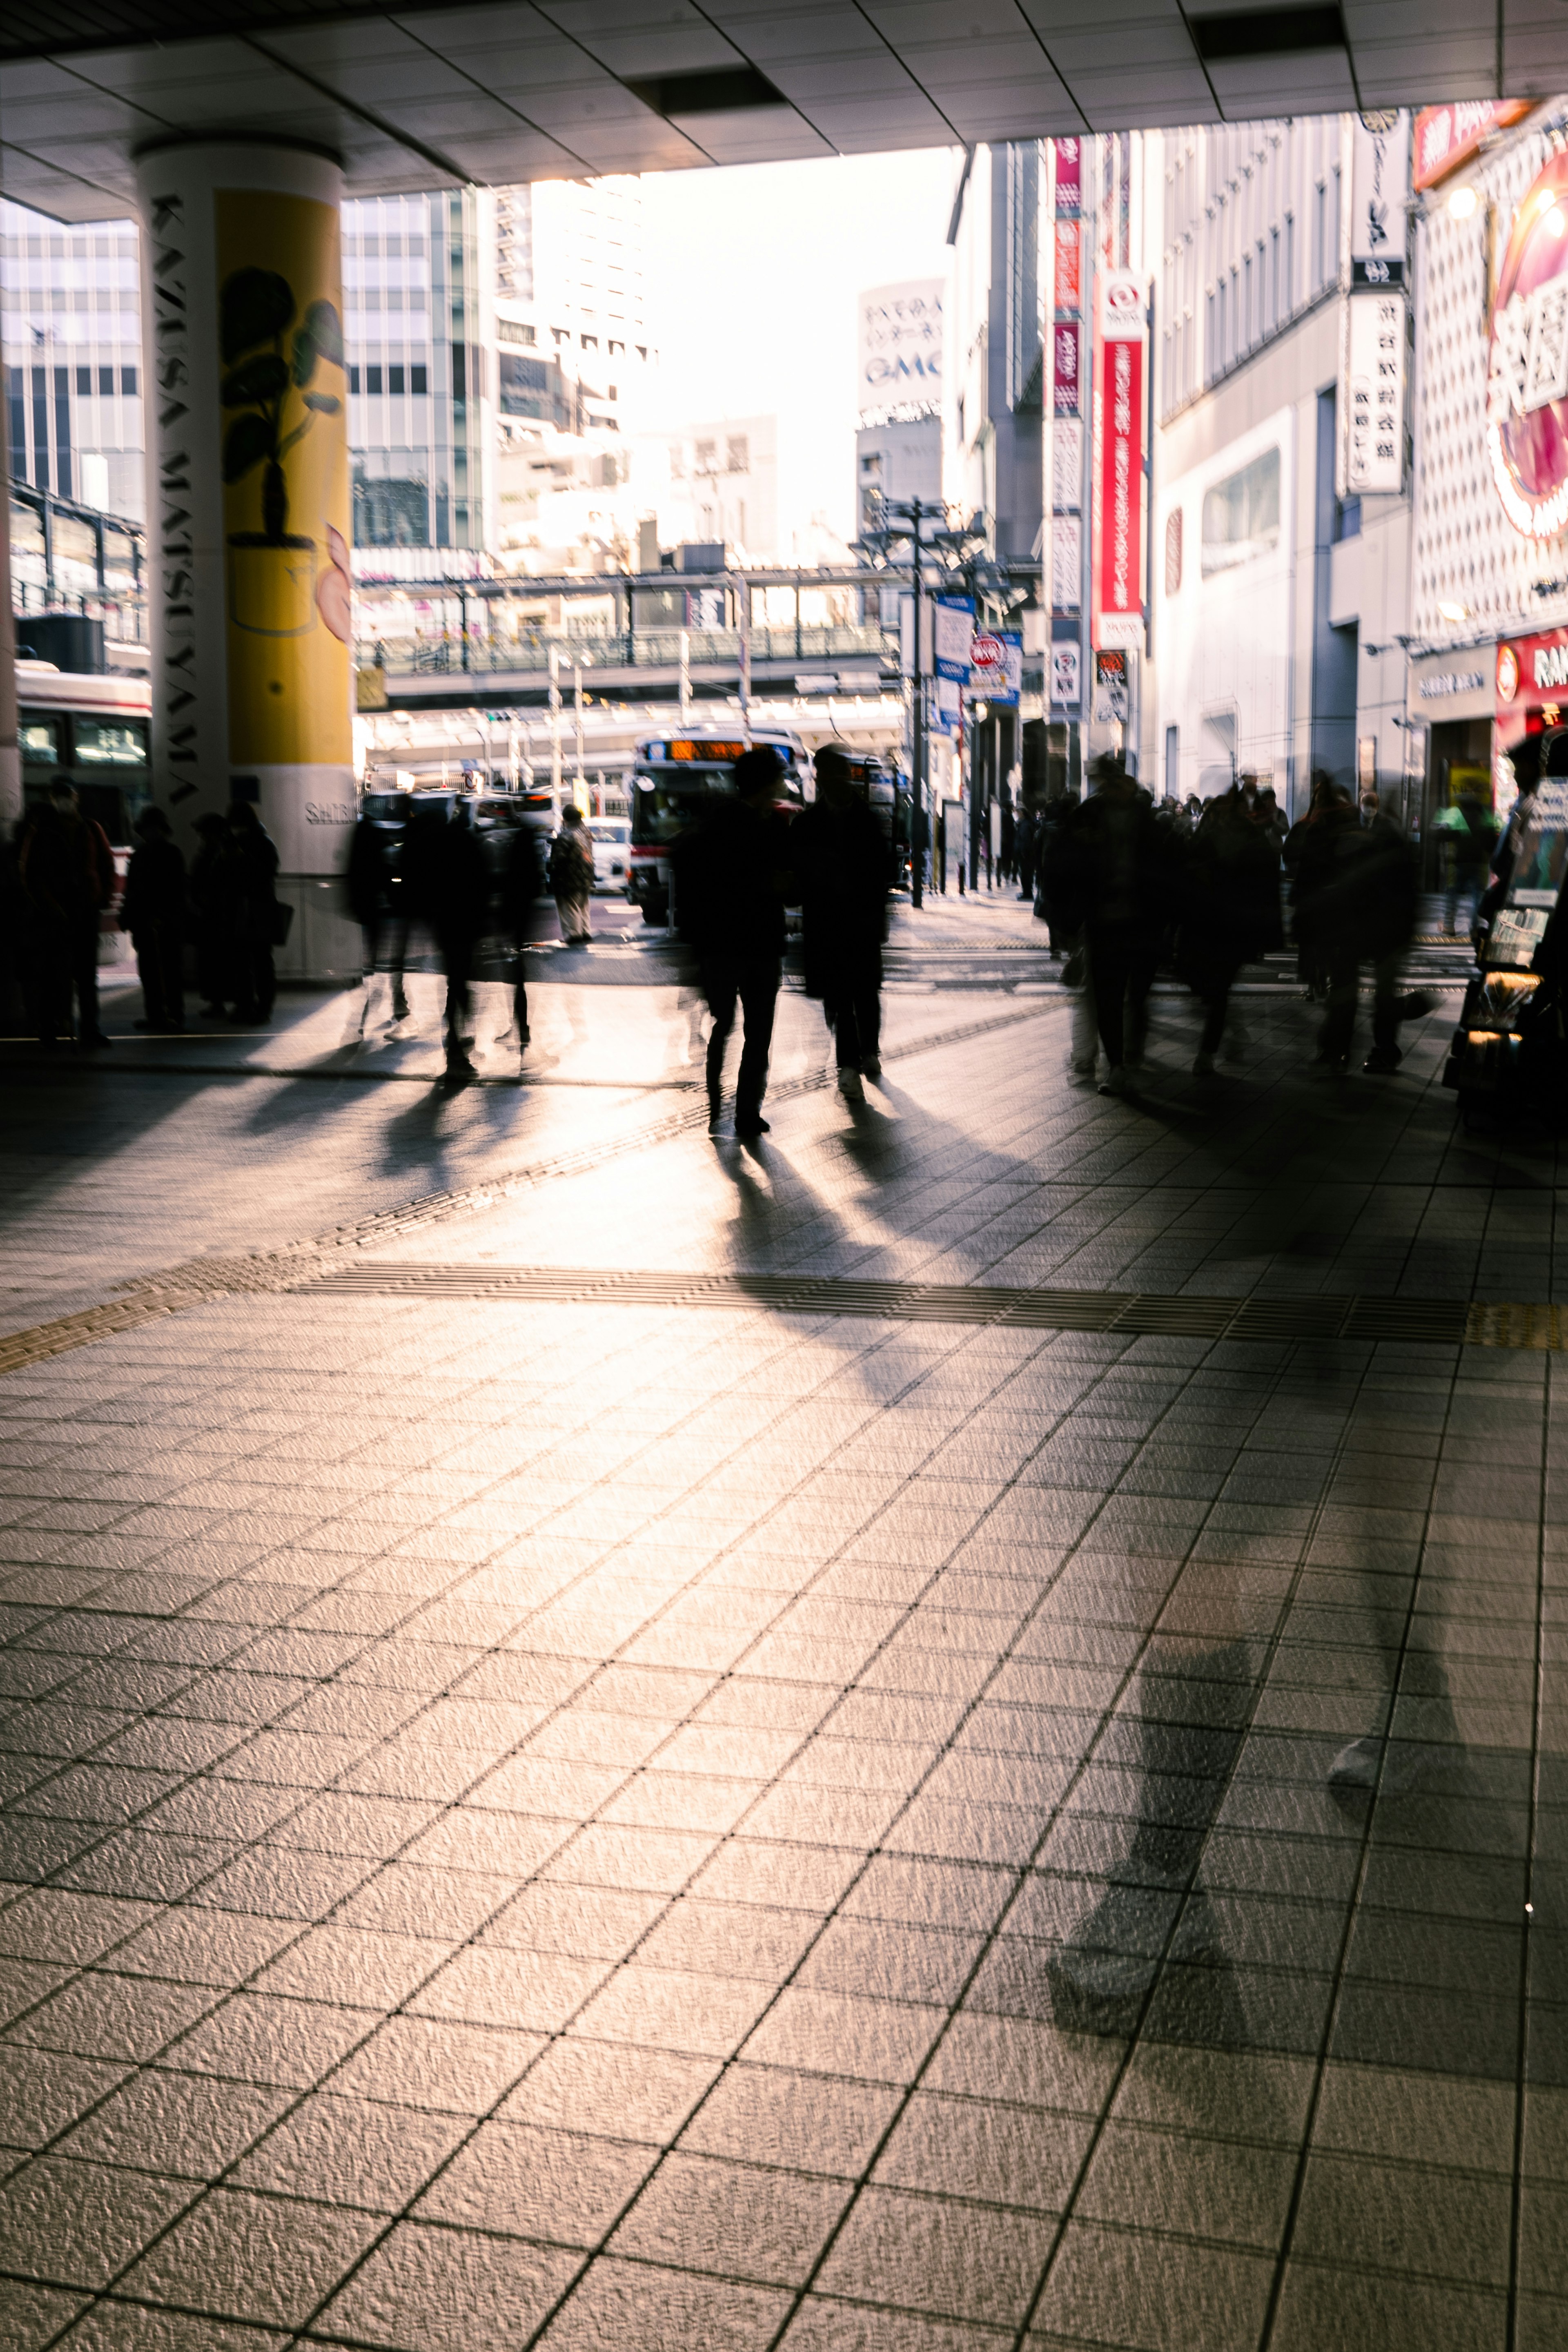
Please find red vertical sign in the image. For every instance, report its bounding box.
[1092,272,1146,651]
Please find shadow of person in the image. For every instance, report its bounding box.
[1044,1634,1254,2046]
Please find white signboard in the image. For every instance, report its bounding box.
[1049,642,1082,709]
[1343,292,1407,494]
[1051,513,1082,610]
[857,279,943,423]
[1052,418,1082,509]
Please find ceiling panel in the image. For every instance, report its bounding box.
[0,0,1550,212]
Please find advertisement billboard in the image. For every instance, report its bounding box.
[1092,272,1146,651]
[1413,100,1532,191]
[1487,153,1568,538]
[856,279,943,423]
[1349,112,1409,288]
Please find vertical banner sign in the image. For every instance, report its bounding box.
[1344,291,1407,493]
[1052,319,1082,417]
[1049,136,1085,687]
[1349,111,1409,288]
[933,593,974,726]
[215,189,352,771]
[1050,642,1081,709]
[1053,136,1081,216]
[1092,270,1147,652]
[1053,221,1081,315]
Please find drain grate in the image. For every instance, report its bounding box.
[303,1262,1523,1349]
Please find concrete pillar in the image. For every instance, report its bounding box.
[136,141,359,981]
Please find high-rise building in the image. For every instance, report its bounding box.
[490,176,653,573]
[2,199,145,520]
[343,188,494,557]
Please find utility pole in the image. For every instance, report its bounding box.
[548,643,562,815]
[573,657,588,811]
[678,627,691,727]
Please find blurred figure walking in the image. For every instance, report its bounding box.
[501,816,544,1058]
[1443,790,1496,940]
[1015,804,1040,903]
[345,805,409,1028]
[228,800,281,1023]
[549,805,595,945]
[119,807,186,1032]
[428,799,490,1083]
[18,781,116,1048]
[1045,755,1169,1095]
[795,742,891,1104]
[675,746,792,1137]
[1300,787,1420,1072]
[1179,787,1281,1074]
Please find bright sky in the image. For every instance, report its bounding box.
[640,148,958,555]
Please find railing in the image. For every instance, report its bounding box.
[364,624,898,678]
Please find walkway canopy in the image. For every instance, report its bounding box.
[0,0,1542,222]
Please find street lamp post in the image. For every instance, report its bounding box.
[548,644,563,815]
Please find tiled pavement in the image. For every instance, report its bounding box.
[1,979,1565,2352]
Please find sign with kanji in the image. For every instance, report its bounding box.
[1343,291,1406,495]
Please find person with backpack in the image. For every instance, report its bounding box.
[548,804,595,945]
[118,805,187,1033]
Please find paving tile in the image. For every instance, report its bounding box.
[530,2254,791,2350]
[114,2185,382,2328]
[0,2155,198,2289]
[816,2183,1054,2328]
[312,2218,580,2350]
[414,2118,655,2245]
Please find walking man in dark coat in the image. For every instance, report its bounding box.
[793,742,892,1104]
[18,781,116,1048]
[674,746,793,1137]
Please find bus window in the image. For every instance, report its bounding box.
[21,717,60,767]
[73,717,149,768]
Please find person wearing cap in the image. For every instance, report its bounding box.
[673,745,792,1137]
[119,806,187,1033]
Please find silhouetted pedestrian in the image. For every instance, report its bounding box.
[1441,791,1495,939]
[1284,771,1341,1001]
[227,801,281,1022]
[674,746,792,1137]
[1015,805,1040,903]
[189,814,237,1018]
[18,781,115,1048]
[1045,755,1169,1095]
[794,742,892,1105]
[119,806,186,1032]
[345,806,409,1027]
[501,816,544,1057]
[1179,787,1281,1074]
[1301,789,1419,1072]
[423,799,490,1082]
[549,804,595,945]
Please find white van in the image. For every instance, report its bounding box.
[588,817,631,894]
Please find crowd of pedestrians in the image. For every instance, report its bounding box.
[4,791,283,1046]
[4,742,1480,1113]
[1036,754,1432,1093]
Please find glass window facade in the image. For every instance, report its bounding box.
[1,199,144,520]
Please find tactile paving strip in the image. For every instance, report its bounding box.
[0,1003,1053,1377]
[303,1262,1548,1350]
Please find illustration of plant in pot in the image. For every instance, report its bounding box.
[222,267,345,636]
